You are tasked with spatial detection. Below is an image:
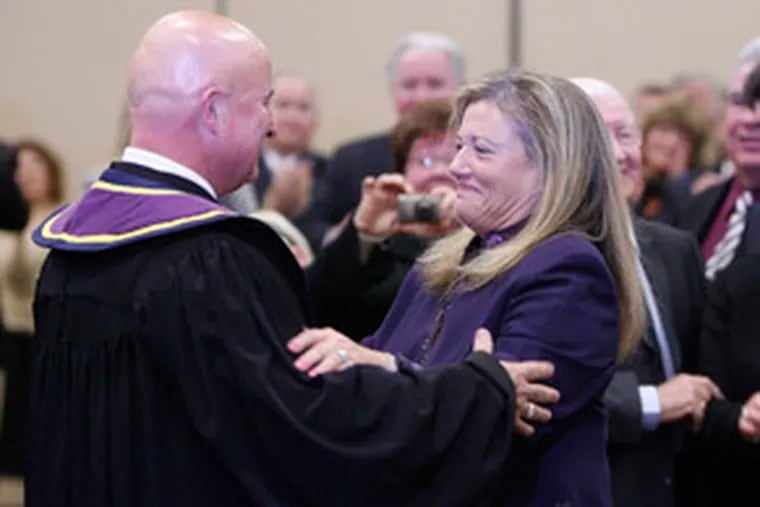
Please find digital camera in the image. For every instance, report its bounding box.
[397,194,441,223]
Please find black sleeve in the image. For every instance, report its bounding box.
[297,147,358,249]
[698,270,752,457]
[305,218,368,333]
[0,143,27,231]
[141,235,517,505]
[679,234,706,373]
[604,370,645,444]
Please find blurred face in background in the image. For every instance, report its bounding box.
[642,125,693,179]
[403,133,458,193]
[15,148,55,205]
[392,49,457,116]
[267,75,317,155]
[675,79,723,124]
[724,63,760,190]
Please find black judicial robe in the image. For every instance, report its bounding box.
[26,162,517,507]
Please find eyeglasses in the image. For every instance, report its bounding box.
[415,152,456,168]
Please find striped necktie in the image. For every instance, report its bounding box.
[705,190,753,280]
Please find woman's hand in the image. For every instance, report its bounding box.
[288,327,396,377]
[739,392,760,443]
[354,174,460,240]
[353,174,412,238]
[395,185,460,238]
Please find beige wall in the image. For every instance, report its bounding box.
[0,0,757,199]
[522,0,760,98]
[230,0,507,154]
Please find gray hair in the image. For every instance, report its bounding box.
[386,32,466,85]
[271,70,319,110]
[736,37,760,71]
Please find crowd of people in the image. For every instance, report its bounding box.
[1,9,760,507]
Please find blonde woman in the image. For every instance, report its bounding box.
[290,70,644,506]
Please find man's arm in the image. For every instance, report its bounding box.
[141,234,521,505]
[604,370,649,443]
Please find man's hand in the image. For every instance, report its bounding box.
[263,160,314,218]
[473,329,559,437]
[739,392,760,443]
[656,374,723,430]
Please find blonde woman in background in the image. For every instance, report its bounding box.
[0,139,64,475]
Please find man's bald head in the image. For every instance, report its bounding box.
[128,11,266,112]
[126,11,273,195]
[572,77,643,205]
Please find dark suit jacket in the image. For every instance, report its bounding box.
[687,254,760,507]
[676,177,760,257]
[605,219,704,507]
[0,142,27,231]
[636,172,697,226]
[299,132,391,248]
[219,150,327,250]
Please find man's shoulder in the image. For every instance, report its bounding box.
[678,178,732,228]
[332,131,391,158]
[636,217,696,249]
[687,178,731,207]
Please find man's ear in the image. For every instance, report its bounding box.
[200,87,228,136]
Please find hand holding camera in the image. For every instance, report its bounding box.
[353,173,459,240]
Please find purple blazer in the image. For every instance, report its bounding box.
[364,232,619,507]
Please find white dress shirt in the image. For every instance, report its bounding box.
[121,146,217,199]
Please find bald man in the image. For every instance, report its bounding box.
[27,11,557,507]
[573,78,715,507]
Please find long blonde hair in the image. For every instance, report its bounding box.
[418,70,644,360]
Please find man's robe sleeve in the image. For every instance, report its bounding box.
[138,234,516,505]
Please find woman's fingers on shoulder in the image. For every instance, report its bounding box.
[287,327,332,353]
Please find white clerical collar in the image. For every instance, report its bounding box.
[121,146,217,199]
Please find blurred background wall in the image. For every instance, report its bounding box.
[0,0,757,197]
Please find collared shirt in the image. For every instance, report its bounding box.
[633,229,675,431]
[262,148,299,175]
[121,146,217,199]
[702,177,747,260]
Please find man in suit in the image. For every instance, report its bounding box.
[575,78,721,507]
[301,32,465,247]
[0,141,27,231]
[677,37,760,277]
[677,60,760,507]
